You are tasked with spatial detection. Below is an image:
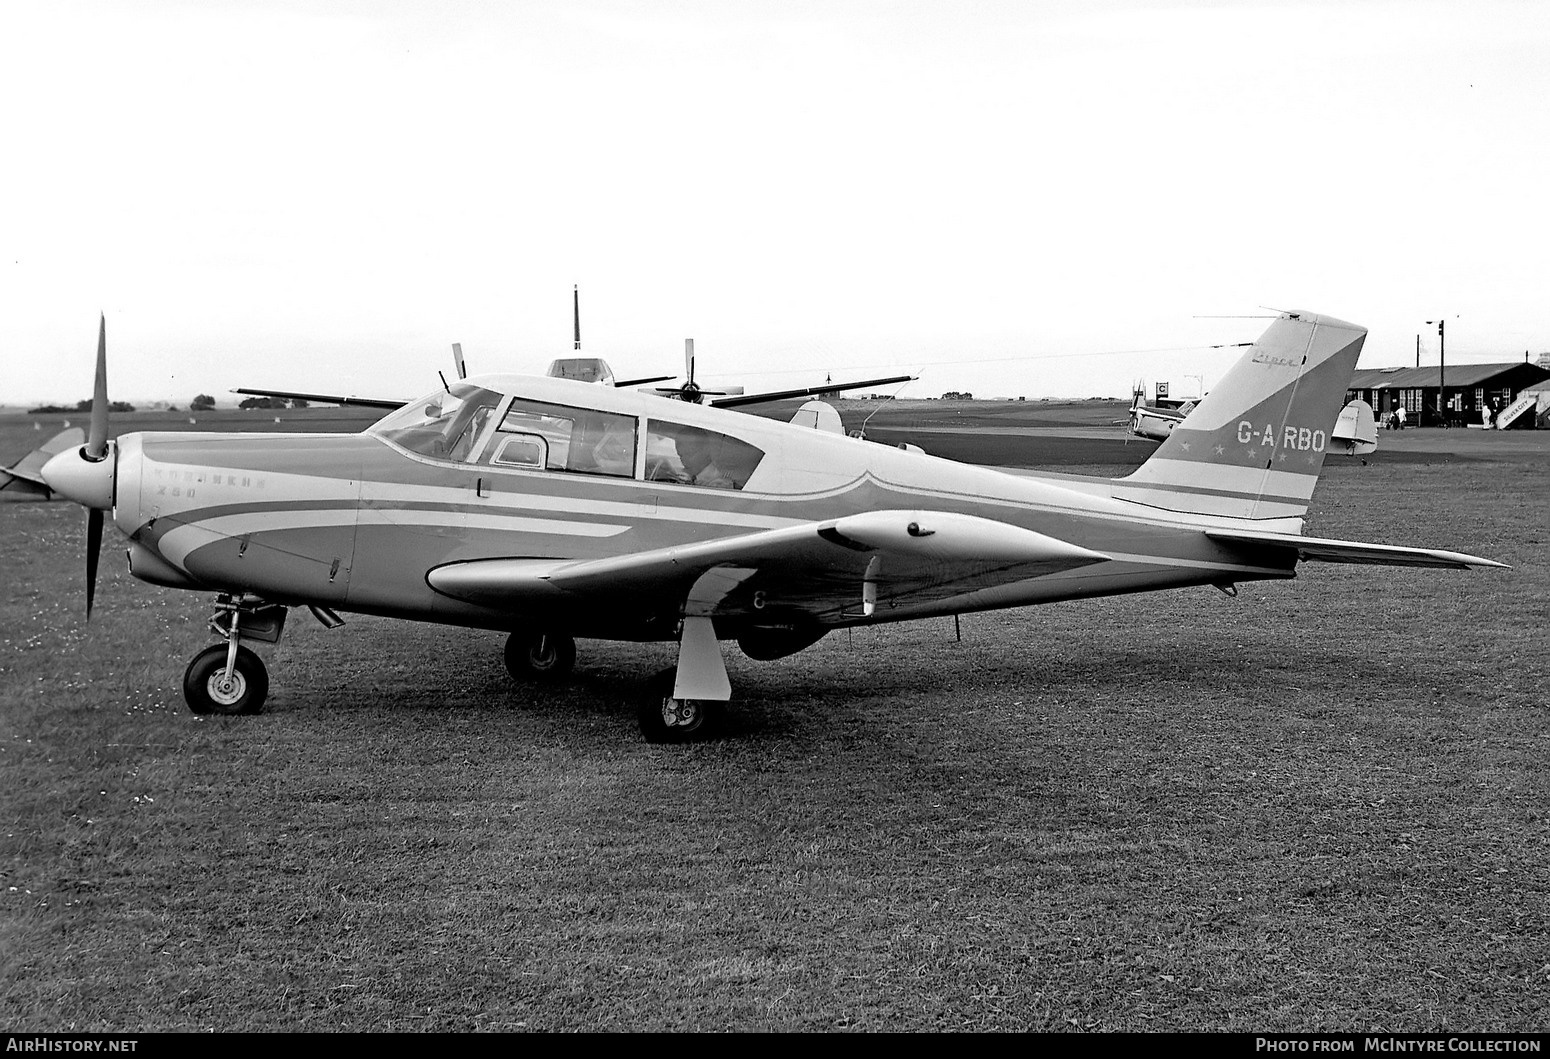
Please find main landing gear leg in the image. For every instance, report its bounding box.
[182,594,281,716]
[639,616,729,743]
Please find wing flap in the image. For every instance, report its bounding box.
[1207,529,1508,570]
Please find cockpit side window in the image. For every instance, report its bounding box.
[370,384,503,461]
[644,421,765,490]
[486,399,638,478]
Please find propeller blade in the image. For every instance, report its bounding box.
[85,508,103,619]
[87,315,109,459]
[573,285,581,350]
[452,342,466,380]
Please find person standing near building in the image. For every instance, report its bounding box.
[1396,405,1406,429]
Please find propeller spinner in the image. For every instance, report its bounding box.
[679,338,702,403]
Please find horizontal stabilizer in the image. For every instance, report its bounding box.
[1207,529,1508,570]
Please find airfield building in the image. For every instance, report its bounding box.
[1519,379,1550,429]
[1346,361,1550,428]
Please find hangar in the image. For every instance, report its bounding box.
[1346,361,1550,428]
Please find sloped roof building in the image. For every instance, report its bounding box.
[1346,361,1550,427]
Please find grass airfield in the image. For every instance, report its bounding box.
[1,404,1547,1031]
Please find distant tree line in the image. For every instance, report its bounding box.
[29,399,136,414]
[940,390,974,401]
[237,396,308,409]
[24,394,311,414]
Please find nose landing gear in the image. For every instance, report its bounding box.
[183,643,268,715]
[181,594,288,716]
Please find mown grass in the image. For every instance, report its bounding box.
[1,426,1546,1031]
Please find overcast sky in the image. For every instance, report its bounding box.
[4,0,1547,405]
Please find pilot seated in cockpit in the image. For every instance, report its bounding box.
[676,433,733,489]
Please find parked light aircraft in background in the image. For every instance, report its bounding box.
[1123,388,1196,442]
[2,427,85,501]
[235,283,910,414]
[42,311,1503,741]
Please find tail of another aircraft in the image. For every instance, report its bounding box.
[1,427,86,502]
[1112,311,1366,522]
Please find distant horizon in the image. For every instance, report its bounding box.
[8,344,1548,413]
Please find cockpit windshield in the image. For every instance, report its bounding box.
[369,383,503,461]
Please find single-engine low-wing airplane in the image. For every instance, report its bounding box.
[1124,398,1192,442]
[2,427,86,501]
[1121,381,1197,442]
[42,311,1503,741]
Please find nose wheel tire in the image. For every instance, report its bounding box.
[638,667,722,743]
[183,644,269,715]
[504,631,576,681]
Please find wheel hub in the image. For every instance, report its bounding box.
[206,670,247,706]
[663,698,699,728]
[531,636,556,668]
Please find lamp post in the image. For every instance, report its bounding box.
[1425,318,1446,426]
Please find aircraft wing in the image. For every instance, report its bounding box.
[428,509,1111,621]
[231,388,407,410]
[1206,530,1507,570]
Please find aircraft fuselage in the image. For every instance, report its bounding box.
[108,374,1293,643]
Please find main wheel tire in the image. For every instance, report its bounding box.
[183,644,269,716]
[638,667,722,743]
[503,631,576,681]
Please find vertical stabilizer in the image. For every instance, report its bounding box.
[1113,311,1366,520]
